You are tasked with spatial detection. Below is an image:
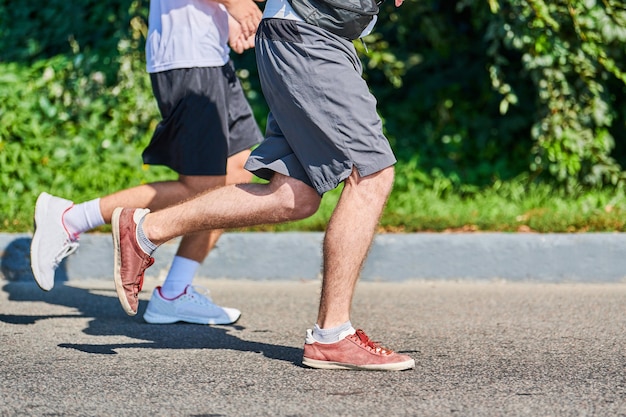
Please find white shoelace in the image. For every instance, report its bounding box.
[53,240,79,267]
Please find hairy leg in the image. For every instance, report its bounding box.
[99,176,221,223]
[141,173,322,245]
[101,150,254,262]
[174,150,253,262]
[316,166,394,328]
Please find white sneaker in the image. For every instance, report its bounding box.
[30,192,80,291]
[143,285,241,325]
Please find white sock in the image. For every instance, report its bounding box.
[136,216,158,255]
[63,198,105,237]
[160,256,200,298]
[312,321,355,343]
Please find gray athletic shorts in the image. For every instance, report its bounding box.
[143,62,263,176]
[245,18,397,195]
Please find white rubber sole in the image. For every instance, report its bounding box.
[30,192,53,291]
[143,311,241,325]
[302,357,415,371]
[111,207,136,316]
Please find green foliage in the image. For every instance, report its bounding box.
[0,0,172,231]
[358,0,537,186]
[486,0,626,188]
[359,0,626,188]
[2,0,626,233]
[385,169,626,233]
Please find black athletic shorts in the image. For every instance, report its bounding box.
[143,61,263,176]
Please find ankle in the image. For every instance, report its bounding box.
[312,321,354,343]
[142,215,167,246]
[136,215,158,255]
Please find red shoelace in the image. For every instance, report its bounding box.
[135,256,155,293]
[351,329,394,355]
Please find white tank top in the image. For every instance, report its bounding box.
[146,0,230,73]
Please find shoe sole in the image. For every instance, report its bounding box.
[30,192,53,291]
[143,310,241,325]
[302,357,415,371]
[111,208,137,316]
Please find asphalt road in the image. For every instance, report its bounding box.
[1,277,625,416]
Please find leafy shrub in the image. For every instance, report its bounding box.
[361,0,626,188]
[0,0,169,231]
[2,0,626,233]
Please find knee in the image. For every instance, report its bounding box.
[293,187,321,219]
[271,176,321,220]
[376,166,395,192]
[178,175,225,196]
[347,165,395,197]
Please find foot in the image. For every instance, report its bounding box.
[111,207,154,316]
[302,328,415,371]
[30,192,80,291]
[144,285,241,325]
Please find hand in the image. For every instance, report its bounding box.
[222,0,264,39]
[395,0,403,5]
[228,14,256,53]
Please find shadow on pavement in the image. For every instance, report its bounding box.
[0,279,302,366]
[0,236,69,284]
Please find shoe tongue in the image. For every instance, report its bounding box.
[355,329,370,344]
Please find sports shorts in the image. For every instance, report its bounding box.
[143,62,263,176]
[245,18,396,195]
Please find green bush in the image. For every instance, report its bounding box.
[360,0,626,188]
[2,0,626,233]
[0,0,170,231]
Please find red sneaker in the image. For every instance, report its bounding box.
[302,328,415,371]
[112,208,154,316]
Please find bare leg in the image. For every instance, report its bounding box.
[100,150,253,262]
[99,176,221,223]
[141,173,322,245]
[316,166,394,329]
[173,150,253,262]
[101,176,223,263]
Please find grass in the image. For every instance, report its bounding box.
[3,168,626,234]
[242,177,626,233]
[380,182,626,233]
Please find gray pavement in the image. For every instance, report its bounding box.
[2,232,626,416]
[1,277,625,416]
